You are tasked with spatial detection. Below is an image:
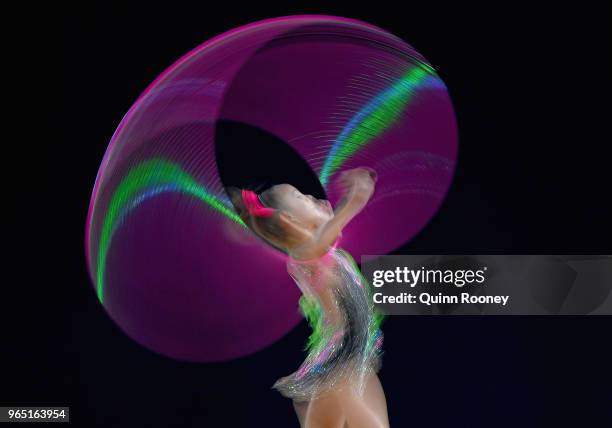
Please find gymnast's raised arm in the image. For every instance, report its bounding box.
[290,167,376,260]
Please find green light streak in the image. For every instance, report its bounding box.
[95,158,244,304]
[319,65,434,186]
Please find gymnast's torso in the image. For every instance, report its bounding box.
[272,246,384,402]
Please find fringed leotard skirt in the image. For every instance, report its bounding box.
[273,247,384,402]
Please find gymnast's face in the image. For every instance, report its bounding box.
[262,184,333,229]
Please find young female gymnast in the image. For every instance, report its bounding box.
[229,167,389,428]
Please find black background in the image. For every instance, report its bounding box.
[17,1,612,427]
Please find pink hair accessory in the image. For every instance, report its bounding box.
[242,189,276,218]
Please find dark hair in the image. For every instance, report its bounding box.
[226,187,308,252]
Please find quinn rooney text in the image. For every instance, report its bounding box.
[373,292,510,306]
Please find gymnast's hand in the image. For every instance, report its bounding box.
[337,167,377,209]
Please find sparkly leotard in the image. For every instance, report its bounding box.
[272,247,384,402]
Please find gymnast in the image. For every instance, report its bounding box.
[229,167,389,428]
